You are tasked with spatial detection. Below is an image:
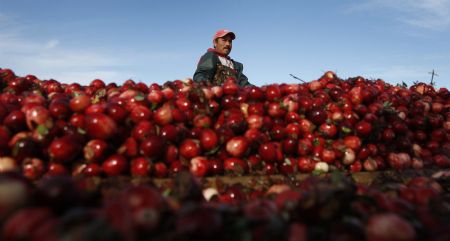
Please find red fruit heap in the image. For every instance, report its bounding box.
[0,68,448,178]
[0,66,449,240]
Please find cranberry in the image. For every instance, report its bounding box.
[22,158,45,180]
[140,135,165,159]
[130,157,151,177]
[179,139,201,160]
[200,128,219,151]
[225,136,249,158]
[3,110,27,132]
[132,120,156,142]
[190,156,209,177]
[224,157,248,175]
[85,113,118,140]
[69,94,91,112]
[102,154,127,176]
[83,139,109,162]
[48,136,82,163]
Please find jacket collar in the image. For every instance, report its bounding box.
[208,48,231,59]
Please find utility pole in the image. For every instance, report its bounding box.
[429,69,438,84]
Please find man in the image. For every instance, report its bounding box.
[193,29,252,86]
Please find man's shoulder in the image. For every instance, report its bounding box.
[198,51,219,63]
[201,51,217,58]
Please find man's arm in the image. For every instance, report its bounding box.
[193,52,216,83]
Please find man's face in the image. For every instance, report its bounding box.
[214,34,233,56]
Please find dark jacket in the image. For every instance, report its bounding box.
[193,49,252,87]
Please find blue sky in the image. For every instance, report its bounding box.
[1,0,449,87]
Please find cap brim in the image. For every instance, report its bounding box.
[224,32,236,39]
[215,32,236,40]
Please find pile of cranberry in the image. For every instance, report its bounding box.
[0,68,448,179]
[0,67,449,240]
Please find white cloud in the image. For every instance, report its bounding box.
[0,12,190,85]
[346,0,450,30]
[0,15,127,84]
[0,33,128,84]
[44,39,59,50]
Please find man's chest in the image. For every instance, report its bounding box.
[217,56,234,69]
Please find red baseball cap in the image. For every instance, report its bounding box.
[213,29,236,41]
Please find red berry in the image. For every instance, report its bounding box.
[226,136,249,158]
[179,139,201,160]
[200,128,219,151]
[131,157,151,177]
[140,135,165,159]
[102,154,127,176]
[83,139,108,162]
[48,136,82,163]
[85,113,118,140]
